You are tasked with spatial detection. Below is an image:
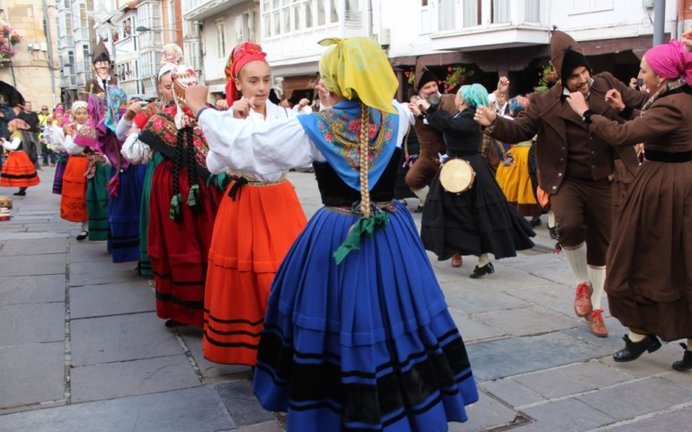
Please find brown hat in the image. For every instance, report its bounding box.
[550,30,591,84]
[92,40,111,65]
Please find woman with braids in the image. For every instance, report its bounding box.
[136,64,222,328]
[188,36,478,431]
[201,42,306,365]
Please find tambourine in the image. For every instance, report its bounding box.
[439,158,475,194]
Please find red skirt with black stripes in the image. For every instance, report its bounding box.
[203,177,306,366]
[0,150,40,188]
[148,159,219,328]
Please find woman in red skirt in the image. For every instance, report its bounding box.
[136,64,223,328]
[61,101,92,240]
[0,119,40,195]
[202,42,307,366]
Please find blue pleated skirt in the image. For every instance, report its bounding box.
[107,164,147,263]
[252,201,478,431]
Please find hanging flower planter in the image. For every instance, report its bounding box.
[443,66,473,94]
[0,24,21,64]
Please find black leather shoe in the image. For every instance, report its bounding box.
[613,334,661,362]
[164,319,186,328]
[470,262,494,279]
[76,230,88,241]
[672,343,692,372]
[530,216,541,227]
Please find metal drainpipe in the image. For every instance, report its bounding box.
[653,0,666,46]
[196,20,203,84]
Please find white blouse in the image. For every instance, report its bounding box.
[1,137,21,151]
[202,100,413,180]
[62,123,86,156]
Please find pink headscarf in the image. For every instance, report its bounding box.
[645,39,692,83]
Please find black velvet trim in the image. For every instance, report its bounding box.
[312,148,401,207]
[0,173,38,179]
[204,321,262,337]
[203,310,264,326]
[256,327,473,425]
[108,239,140,249]
[203,332,261,349]
[155,292,203,309]
[645,149,692,163]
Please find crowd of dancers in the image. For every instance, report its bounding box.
[0,27,690,431]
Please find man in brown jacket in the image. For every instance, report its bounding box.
[406,69,456,209]
[474,30,648,338]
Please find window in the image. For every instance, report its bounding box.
[216,22,226,58]
[525,0,540,22]
[282,5,290,33]
[330,0,338,22]
[439,0,456,31]
[317,0,326,26]
[462,0,481,27]
[167,0,176,43]
[345,0,360,22]
[305,1,313,27]
[292,3,301,31]
[491,0,510,23]
[79,3,88,28]
[65,9,72,32]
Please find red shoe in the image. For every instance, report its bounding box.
[573,282,593,317]
[451,254,463,267]
[588,309,608,337]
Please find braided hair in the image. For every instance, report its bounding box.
[358,103,371,217]
[185,127,200,214]
[169,128,184,222]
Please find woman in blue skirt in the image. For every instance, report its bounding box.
[188,37,478,431]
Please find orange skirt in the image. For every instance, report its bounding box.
[60,156,89,222]
[203,178,307,366]
[0,151,40,188]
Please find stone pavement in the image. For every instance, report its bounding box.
[1,167,690,432]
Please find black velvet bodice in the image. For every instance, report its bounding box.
[312,147,402,207]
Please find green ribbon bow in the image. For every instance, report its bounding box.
[332,211,389,265]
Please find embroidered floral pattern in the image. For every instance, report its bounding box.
[314,108,395,172]
[145,109,210,168]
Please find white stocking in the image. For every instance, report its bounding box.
[562,242,589,285]
[587,265,606,311]
[412,186,429,204]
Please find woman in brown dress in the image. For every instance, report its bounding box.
[567,34,692,371]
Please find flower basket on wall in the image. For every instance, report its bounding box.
[0,24,21,65]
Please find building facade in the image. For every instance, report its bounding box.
[0,0,60,109]
[88,0,182,100]
[56,0,96,106]
[56,1,691,105]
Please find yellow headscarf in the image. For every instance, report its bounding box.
[319,37,398,114]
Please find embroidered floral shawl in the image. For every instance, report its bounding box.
[297,99,399,191]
